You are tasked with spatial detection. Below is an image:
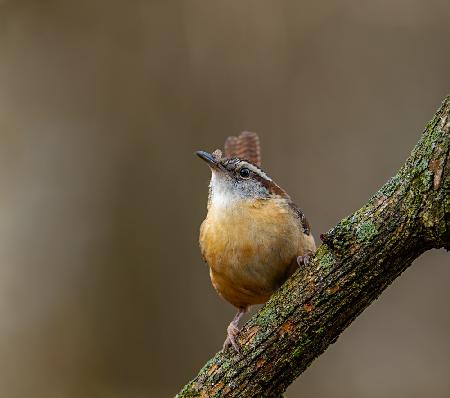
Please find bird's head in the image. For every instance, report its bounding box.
[196,149,288,208]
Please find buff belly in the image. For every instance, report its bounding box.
[199,200,314,309]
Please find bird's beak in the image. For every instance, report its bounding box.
[196,151,221,170]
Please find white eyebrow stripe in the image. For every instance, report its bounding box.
[240,161,272,181]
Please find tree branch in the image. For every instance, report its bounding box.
[177,95,450,397]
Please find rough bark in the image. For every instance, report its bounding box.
[177,95,450,398]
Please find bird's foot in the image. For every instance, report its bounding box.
[222,308,247,354]
[223,322,241,353]
[297,251,313,267]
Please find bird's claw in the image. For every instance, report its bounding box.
[223,322,241,353]
[297,251,313,267]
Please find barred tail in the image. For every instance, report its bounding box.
[224,131,261,166]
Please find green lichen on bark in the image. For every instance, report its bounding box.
[177,95,450,398]
[315,245,334,270]
[356,220,378,242]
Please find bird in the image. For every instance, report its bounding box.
[196,131,316,352]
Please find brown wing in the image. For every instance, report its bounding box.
[224,131,261,167]
[288,201,311,236]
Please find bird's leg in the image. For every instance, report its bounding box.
[223,307,247,353]
[297,250,314,267]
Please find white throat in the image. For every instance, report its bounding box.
[209,171,242,209]
[208,169,271,210]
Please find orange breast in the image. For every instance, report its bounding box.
[199,199,315,308]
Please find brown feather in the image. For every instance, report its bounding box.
[224,136,239,158]
[224,131,261,167]
[288,202,312,236]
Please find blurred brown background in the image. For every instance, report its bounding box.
[0,1,449,397]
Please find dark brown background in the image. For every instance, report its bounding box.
[0,1,449,397]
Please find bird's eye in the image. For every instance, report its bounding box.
[239,168,250,178]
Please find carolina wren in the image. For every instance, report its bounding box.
[197,131,316,352]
